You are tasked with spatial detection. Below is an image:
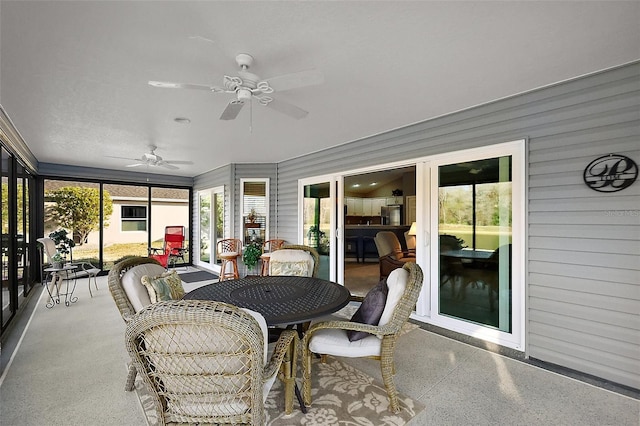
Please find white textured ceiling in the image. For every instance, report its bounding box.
[1,1,639,178]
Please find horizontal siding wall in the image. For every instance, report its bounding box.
[277,62,640,389]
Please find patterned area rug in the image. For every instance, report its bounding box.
[136,358,424,425]
[178,270,218,283]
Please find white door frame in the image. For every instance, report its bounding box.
[415,140,526,350]
[298,175,341,282]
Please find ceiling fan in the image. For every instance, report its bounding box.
[120,146,193,170]
[148,53,323,120]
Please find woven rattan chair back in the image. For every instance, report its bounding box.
[108,256,163,391]
[260,239,286,275]
[217,238,243,281]
[279,244,320,277]
[217,237,242,254]
[125,300,267,426]
[108,256,162,322]
[302,262,424,414]
[263,239,286,253]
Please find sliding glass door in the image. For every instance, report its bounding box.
[425,140,524,349]
[300,176,340,281]
[196,186,224,272]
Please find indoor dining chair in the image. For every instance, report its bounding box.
[374,231,415,280]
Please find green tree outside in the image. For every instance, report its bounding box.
[45,187,113,245]
[2,182,25,234]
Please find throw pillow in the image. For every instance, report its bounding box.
[347,279,388,341]
[161,270,185,299]
[141,274,174,303]
[121,263,166,312]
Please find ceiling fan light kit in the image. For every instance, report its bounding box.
[237,88,252,102]
[148,52,323,121]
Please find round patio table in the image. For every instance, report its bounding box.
[183,274,351,414]
[183,275,351,327]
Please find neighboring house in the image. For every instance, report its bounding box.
[43,181,189,246]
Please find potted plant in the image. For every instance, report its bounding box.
[51,252,64,269]
[49,229,75,261]
[242,242,262,276]
[307,225,326,249]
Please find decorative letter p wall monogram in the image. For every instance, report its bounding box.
[583,154,638,193]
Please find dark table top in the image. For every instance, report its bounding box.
[183,275,351,326]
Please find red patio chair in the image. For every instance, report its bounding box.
[148,226,187,268]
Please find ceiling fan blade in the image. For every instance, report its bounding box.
[265,69,324,92]
[158,162,180,170]
[165,160,194,165]
[105,155,138,161]
[126,163,144,168]
[148,81,226,92]
[220,100,245,120]
[265,98,309,120]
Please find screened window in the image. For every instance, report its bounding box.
[121,206,147,231]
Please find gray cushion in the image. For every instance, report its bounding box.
[347,279,388,341]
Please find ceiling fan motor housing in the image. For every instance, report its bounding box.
[237,88,252,102]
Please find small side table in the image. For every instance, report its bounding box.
[43,264,78,308]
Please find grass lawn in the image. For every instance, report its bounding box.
[72,240,189,269]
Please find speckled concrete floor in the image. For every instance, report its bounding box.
[2,275,638,425]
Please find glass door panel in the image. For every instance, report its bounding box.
[438,156,512,331]
[198,192,212,264]
[302,181,334,281]
[1,149,10,328]
[196,186,224,271]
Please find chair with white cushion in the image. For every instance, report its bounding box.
[260,239,286,276]
[374,231,415,280]
[108,256,166,391]
[125,300,299,423]
[302,262,424,413]
[268,244,319,278]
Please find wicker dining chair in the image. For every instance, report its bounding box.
[302,262,424,413]
[259,239,286,276]
[125,300,298,425]
[108,256,165,391]
[268,244,320,278]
